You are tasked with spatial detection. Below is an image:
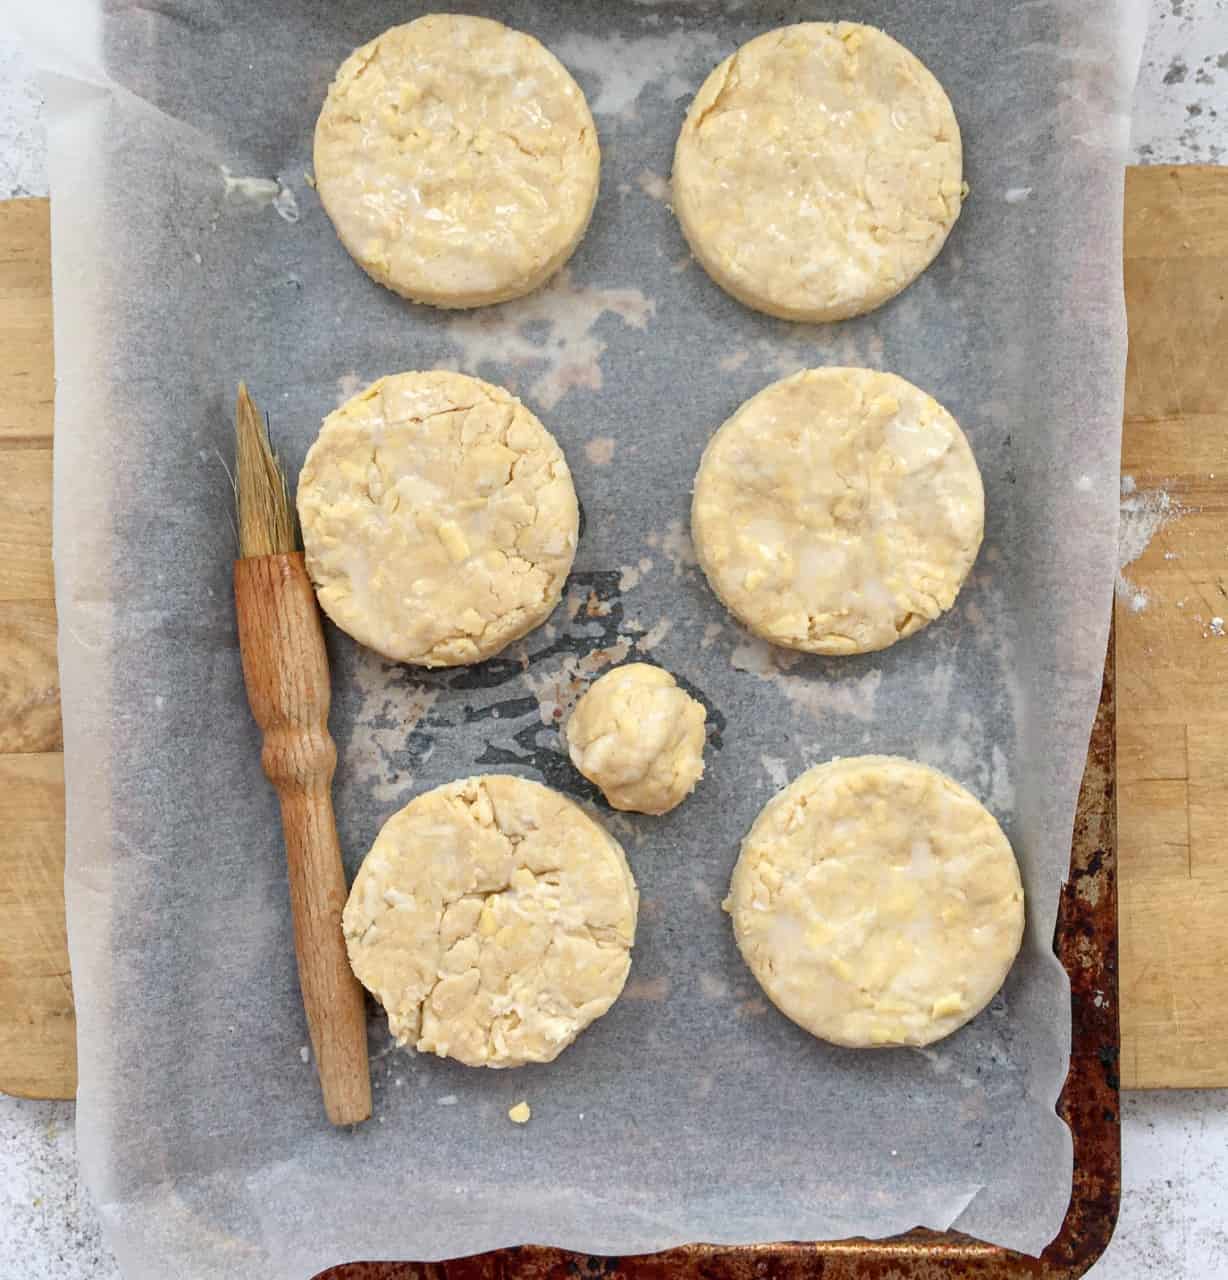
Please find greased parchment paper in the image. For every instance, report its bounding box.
[26,0,1142,1274]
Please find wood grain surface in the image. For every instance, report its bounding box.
[0,197,73,1100]
[1117,166,1228,1089]
[234,552,372,1125]
[1,171,1226,1099]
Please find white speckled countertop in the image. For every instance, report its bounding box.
[2,4,1228,1277]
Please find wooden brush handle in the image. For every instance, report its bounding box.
[234,552,371,1126]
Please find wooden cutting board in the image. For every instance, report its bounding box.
[1117,166,1228,1089]
[1,168,1225,1098]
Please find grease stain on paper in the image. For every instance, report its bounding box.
[342,651,441,806]
[220,166,300,223]
[552,29,723,118]
[730,635,881,725]
[445,269,654,411]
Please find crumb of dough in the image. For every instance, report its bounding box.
[566,664,707,815]
[672,22,962,322]
[508,1101,532,1124]
[314,14,600,308]
[343,775,638,1068]
[298,371,579,667]
[691,367,982,655]
[726,756,1024,1049]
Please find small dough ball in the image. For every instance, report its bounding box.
[298,371,579,667]
[672,22,963,322]
[566,664,707,815]
[343,775,638,1068]
[314,15,600,308]
[725,756,1025,1049]
[691,367,983,655]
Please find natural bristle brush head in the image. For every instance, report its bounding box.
[234,382,296,559]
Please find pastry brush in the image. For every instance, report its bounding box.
[232,383,371,1125]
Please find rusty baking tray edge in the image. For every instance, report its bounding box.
[319,624,1119,1280]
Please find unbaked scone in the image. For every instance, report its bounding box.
[725,756,1024,1048]
[343,775,638,1068]
[314,15,600,308]
[691,367,983,655]
[673,22,963,322]
[566,664,707,815]
[298,371,579,667]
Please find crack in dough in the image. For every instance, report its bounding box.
[724,756,1024,1049]
[298,371,579,667]
[343,775,638,1068]
[672,22,963,322]
[314,14,600,308]
[691,367,983,655]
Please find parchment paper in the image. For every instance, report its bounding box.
[25,0,1143,1274]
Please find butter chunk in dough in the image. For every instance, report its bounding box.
[725,756,1024,1049]
[691,367,983,655]
[673,22,963,322]
[567,664,707,815]
[298,371,579,667]
[314,15,600,308]
[343,775,638,1068]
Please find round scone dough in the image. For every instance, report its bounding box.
[566,664,708,815]
[314,15,600,308]
[298,371,579,667]
[691,367,983,655]
[673,22,963,322]
[343,775,638,1068]
[725,756,1024,1049]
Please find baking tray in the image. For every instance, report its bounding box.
[314,629,1119,1279]
[34,0,1131,1263]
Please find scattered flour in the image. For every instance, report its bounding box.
[637,618,672,651]
[1004,187,1033,203]
[698,973,729,1000]
[1116,475,1184,610]
[336,371,363,403]
[730,635,802,677]
[618,558,653,592]
[1119,584,1151,614]
[636,169,670,201]
[646,517,698,576]
[445,269,653,411]
[585,436,616,466]
[760,755,790,790]
[1119,478,1176,567]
